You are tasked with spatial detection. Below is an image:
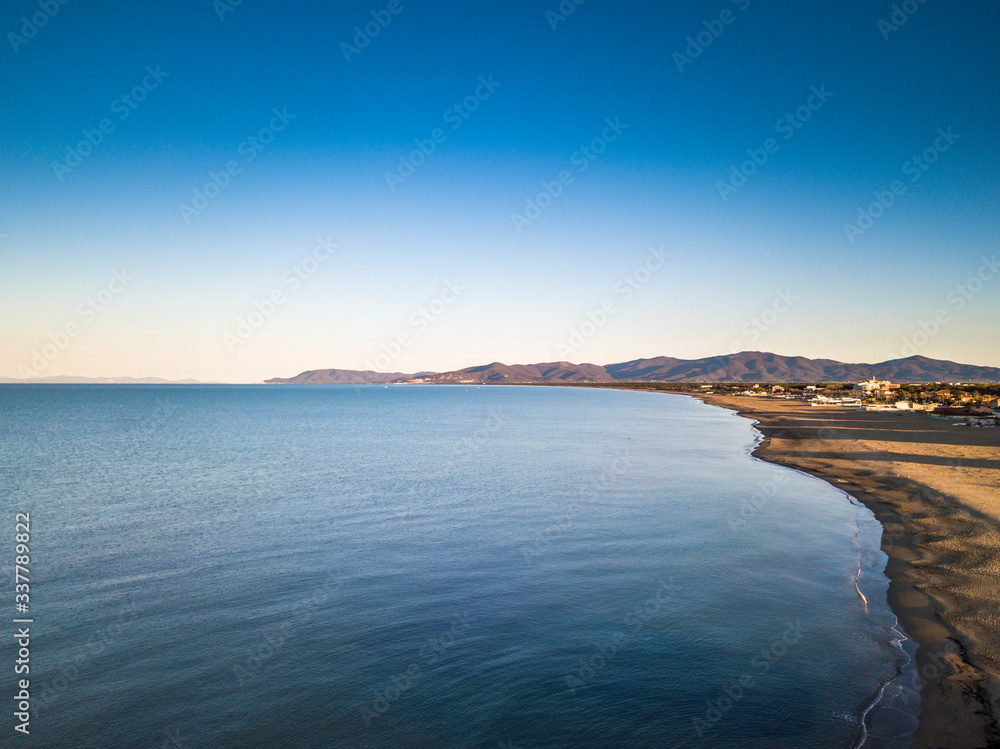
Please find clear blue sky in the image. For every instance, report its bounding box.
[2,0,998,381]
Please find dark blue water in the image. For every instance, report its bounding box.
[0,385,911,748]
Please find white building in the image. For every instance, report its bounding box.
[853,378,898,394]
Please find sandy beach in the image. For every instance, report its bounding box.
[693,395,1000,748]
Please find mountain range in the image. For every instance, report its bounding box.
[264,352,1000,385]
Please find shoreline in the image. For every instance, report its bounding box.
[689,393,1000,748]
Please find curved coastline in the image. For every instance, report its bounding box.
[746,411,918,748]
[689,393,1000,749]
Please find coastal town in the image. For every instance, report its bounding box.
[718,378,1000,426]
[584,378,1000,428]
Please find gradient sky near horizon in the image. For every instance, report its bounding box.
[2,0,999,382]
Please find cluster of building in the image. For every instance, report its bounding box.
[711,378,1000,427]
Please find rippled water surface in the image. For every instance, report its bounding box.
[0,384,909,748]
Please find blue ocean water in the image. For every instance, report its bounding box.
[0,384,912,748]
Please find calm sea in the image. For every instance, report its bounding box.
[0,384,915,748]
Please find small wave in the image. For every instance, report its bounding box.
[851,525,915,748]
[853,565,870,615]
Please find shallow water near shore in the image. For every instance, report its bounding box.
[1,384,911,748]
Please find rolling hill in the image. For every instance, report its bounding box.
[264,352,1000,385]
